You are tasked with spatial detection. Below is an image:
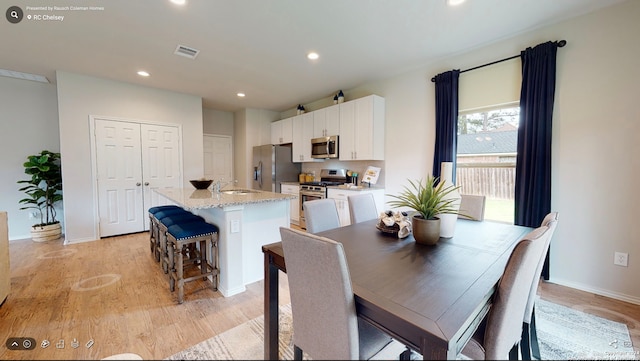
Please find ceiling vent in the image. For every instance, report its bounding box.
[174,44,200,59]
[0,68,49,83]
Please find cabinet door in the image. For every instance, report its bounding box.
[339,101,356,160]
[281,117,293,143]
[272,118,294,144]
[324,104,340,136]
[327,189,350,226]
[293,114,319,163]
[271,120,282,144]
[292,116,304,162]
[313,104,340,138]
[281,185,300,223]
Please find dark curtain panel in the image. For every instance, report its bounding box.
[432,70,460,182]
[515,41,559,279]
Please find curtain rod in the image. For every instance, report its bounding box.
[430,39,567,82]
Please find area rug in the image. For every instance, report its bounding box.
[166,299,636,360]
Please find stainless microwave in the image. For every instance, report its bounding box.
[311,135,339,159]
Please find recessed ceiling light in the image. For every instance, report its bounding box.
[170,0,186,5]
[446,0,466,6]
[307,52,319,60]
[237,92,245,97]
[137,70,150,77]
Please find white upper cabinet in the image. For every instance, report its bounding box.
[313,104,340,138]
[292,113,317,162]
[271,117,293,144]
[339,95,385,161]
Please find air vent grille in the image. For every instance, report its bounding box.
[0,68,49,83]
[174,45,200,59]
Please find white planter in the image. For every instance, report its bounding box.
[438,162,461,238]
[31,223,62,242]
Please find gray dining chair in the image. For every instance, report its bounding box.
[458,194,486,221]
[279,227,394,360]
[521,212,559,360]
[303,198,341,234]
[461,224,554,360]
[348,193,378,224]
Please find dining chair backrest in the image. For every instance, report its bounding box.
[458,194,486,221]
[303,198,341,234]
[462,225,553,360]
[279,227,392,360]
[525,212,559,323]
[520,212,559,360]
[348,193,378,225]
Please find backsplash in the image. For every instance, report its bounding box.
[301,160,385,187]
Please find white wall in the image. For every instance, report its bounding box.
[233,108,278,189]
[0,77,60,240]
[56,71,204,243]
[203,108,234,136]
[345,0,640,303]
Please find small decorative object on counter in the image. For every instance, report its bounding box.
[376,210,412,239]
[337,90,345,103]
[333,94,339,104]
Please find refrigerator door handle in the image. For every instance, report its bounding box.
[258,160,263,188]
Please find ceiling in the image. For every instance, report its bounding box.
[3,0,625,112]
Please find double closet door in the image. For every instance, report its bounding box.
[94,118,182,237]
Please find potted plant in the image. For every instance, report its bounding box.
[17,150,63,242]
[387,176,462,245]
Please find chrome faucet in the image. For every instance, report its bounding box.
[213,178,238,193]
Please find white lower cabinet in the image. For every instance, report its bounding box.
[327,188,385,227]
[281,184,300,225]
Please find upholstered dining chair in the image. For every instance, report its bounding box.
[458,194,486,221]
[521,212,559,360]
[461,224,554,360]
[348,193,378,224]
[279,227,394,360]
[303,198,341,234]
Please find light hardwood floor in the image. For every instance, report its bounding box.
[1,231,638,360]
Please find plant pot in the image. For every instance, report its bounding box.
[31,222,62,242]
[412,216,441,245]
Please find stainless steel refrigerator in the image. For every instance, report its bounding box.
[252,144,301,193]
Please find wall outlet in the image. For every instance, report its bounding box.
[614,252,628,267]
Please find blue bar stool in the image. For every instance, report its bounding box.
[157,212,204,273]
[166,221,219,304]
[148,206,188,261]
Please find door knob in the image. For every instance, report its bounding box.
[144,182,149,186]
[136,182,141,186]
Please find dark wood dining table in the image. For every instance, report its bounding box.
[262,219,532,360]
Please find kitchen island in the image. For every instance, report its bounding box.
[155,188,296,297]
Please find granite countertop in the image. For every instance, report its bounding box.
[155,188,297,210]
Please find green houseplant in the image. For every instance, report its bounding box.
[388,176,462,245]
[17,150,63,242]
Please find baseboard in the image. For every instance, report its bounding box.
[547,277,640,305]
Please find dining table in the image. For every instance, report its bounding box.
[262,218,532,360]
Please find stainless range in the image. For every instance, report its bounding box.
[299,169,348,229]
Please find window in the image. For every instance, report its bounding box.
[456,104,519,223]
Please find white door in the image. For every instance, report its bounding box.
[95,119,145,237]
[141,124,181,221]
[95,119,182,237]
[203,135,232,182]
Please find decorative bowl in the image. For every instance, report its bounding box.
[189,179,213,190]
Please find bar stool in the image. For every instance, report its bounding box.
[157,212,204,273]
[148,207,189,261]
[148,205,183,254]
[166,221,219,304]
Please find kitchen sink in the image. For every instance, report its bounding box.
[221,189,258,195]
